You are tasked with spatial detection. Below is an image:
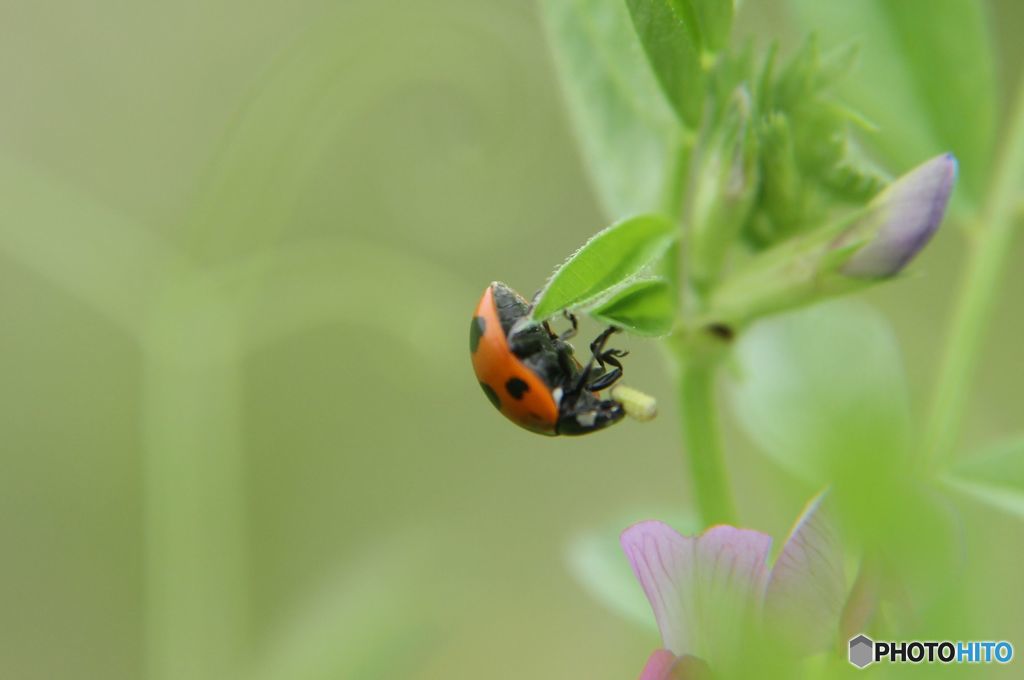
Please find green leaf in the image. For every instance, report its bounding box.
[690,0,734,54]
[942,436,1024,520]
[531,214,676,320]
[540,0,685,218]
[586,278,675,336]
[726,300,911,485]
[625,0,704,126]
[785,0,995,203]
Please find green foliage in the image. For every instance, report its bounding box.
[623,0,737,126]
[538,0,1019,672]
[786,0,996,203]
[687,0,733,54]
[624,0,704,126]
[725,303,969,614]
[531,214,676,320]
[843,480,963,620]
[748,112,801,245]
[543,0,943,321]
[746,36,886,247]
[688,86,759,289]
[706,206,867,328]
[727,300,911,484]
[943,436,1024,520]
[540,0,685,218]
[586,278,675,336]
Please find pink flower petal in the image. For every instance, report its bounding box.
[637,650,677,680]
[763,493,846,654]
[693,526,772,666]
[621,522,697,656]
[637,651,714,680]
[621,522,772,663]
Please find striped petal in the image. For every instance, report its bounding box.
[621,521,772,664]
[693,526,772,667]
[621,522,697,656]
[762,493,846,654]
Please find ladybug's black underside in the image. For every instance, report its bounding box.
[491,283,624,435]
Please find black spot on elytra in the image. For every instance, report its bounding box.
[505,377,530,400]
[469,316,485,353]
[480,382,501,411]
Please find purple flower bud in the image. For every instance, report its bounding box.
[842,153,957,278]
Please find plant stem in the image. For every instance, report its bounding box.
[676,354,736,525]
[143,282,247,680]
[923,79,1024,472]
[667,101,738,527]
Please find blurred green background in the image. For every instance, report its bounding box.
[1,2,1022,678]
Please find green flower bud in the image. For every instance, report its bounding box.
[689,87,759,291]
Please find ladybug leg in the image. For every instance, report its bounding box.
[586,367,621,392]
[596,348,629,371]
[570,326,624,395]
[587,327,628,391]
[589,327,628,372]
[549,312,579,377]
[587,346,627,391]
[588,325,620,357]
[558,310,579,341]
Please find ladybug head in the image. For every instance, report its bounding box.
[556,393,625,436]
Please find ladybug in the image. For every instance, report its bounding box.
[470,281,627,435]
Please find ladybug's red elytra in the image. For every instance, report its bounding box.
[470,281,627,435]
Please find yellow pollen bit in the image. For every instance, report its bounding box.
[611,385,658,422]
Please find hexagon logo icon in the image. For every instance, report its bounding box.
[849,634,874,668]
